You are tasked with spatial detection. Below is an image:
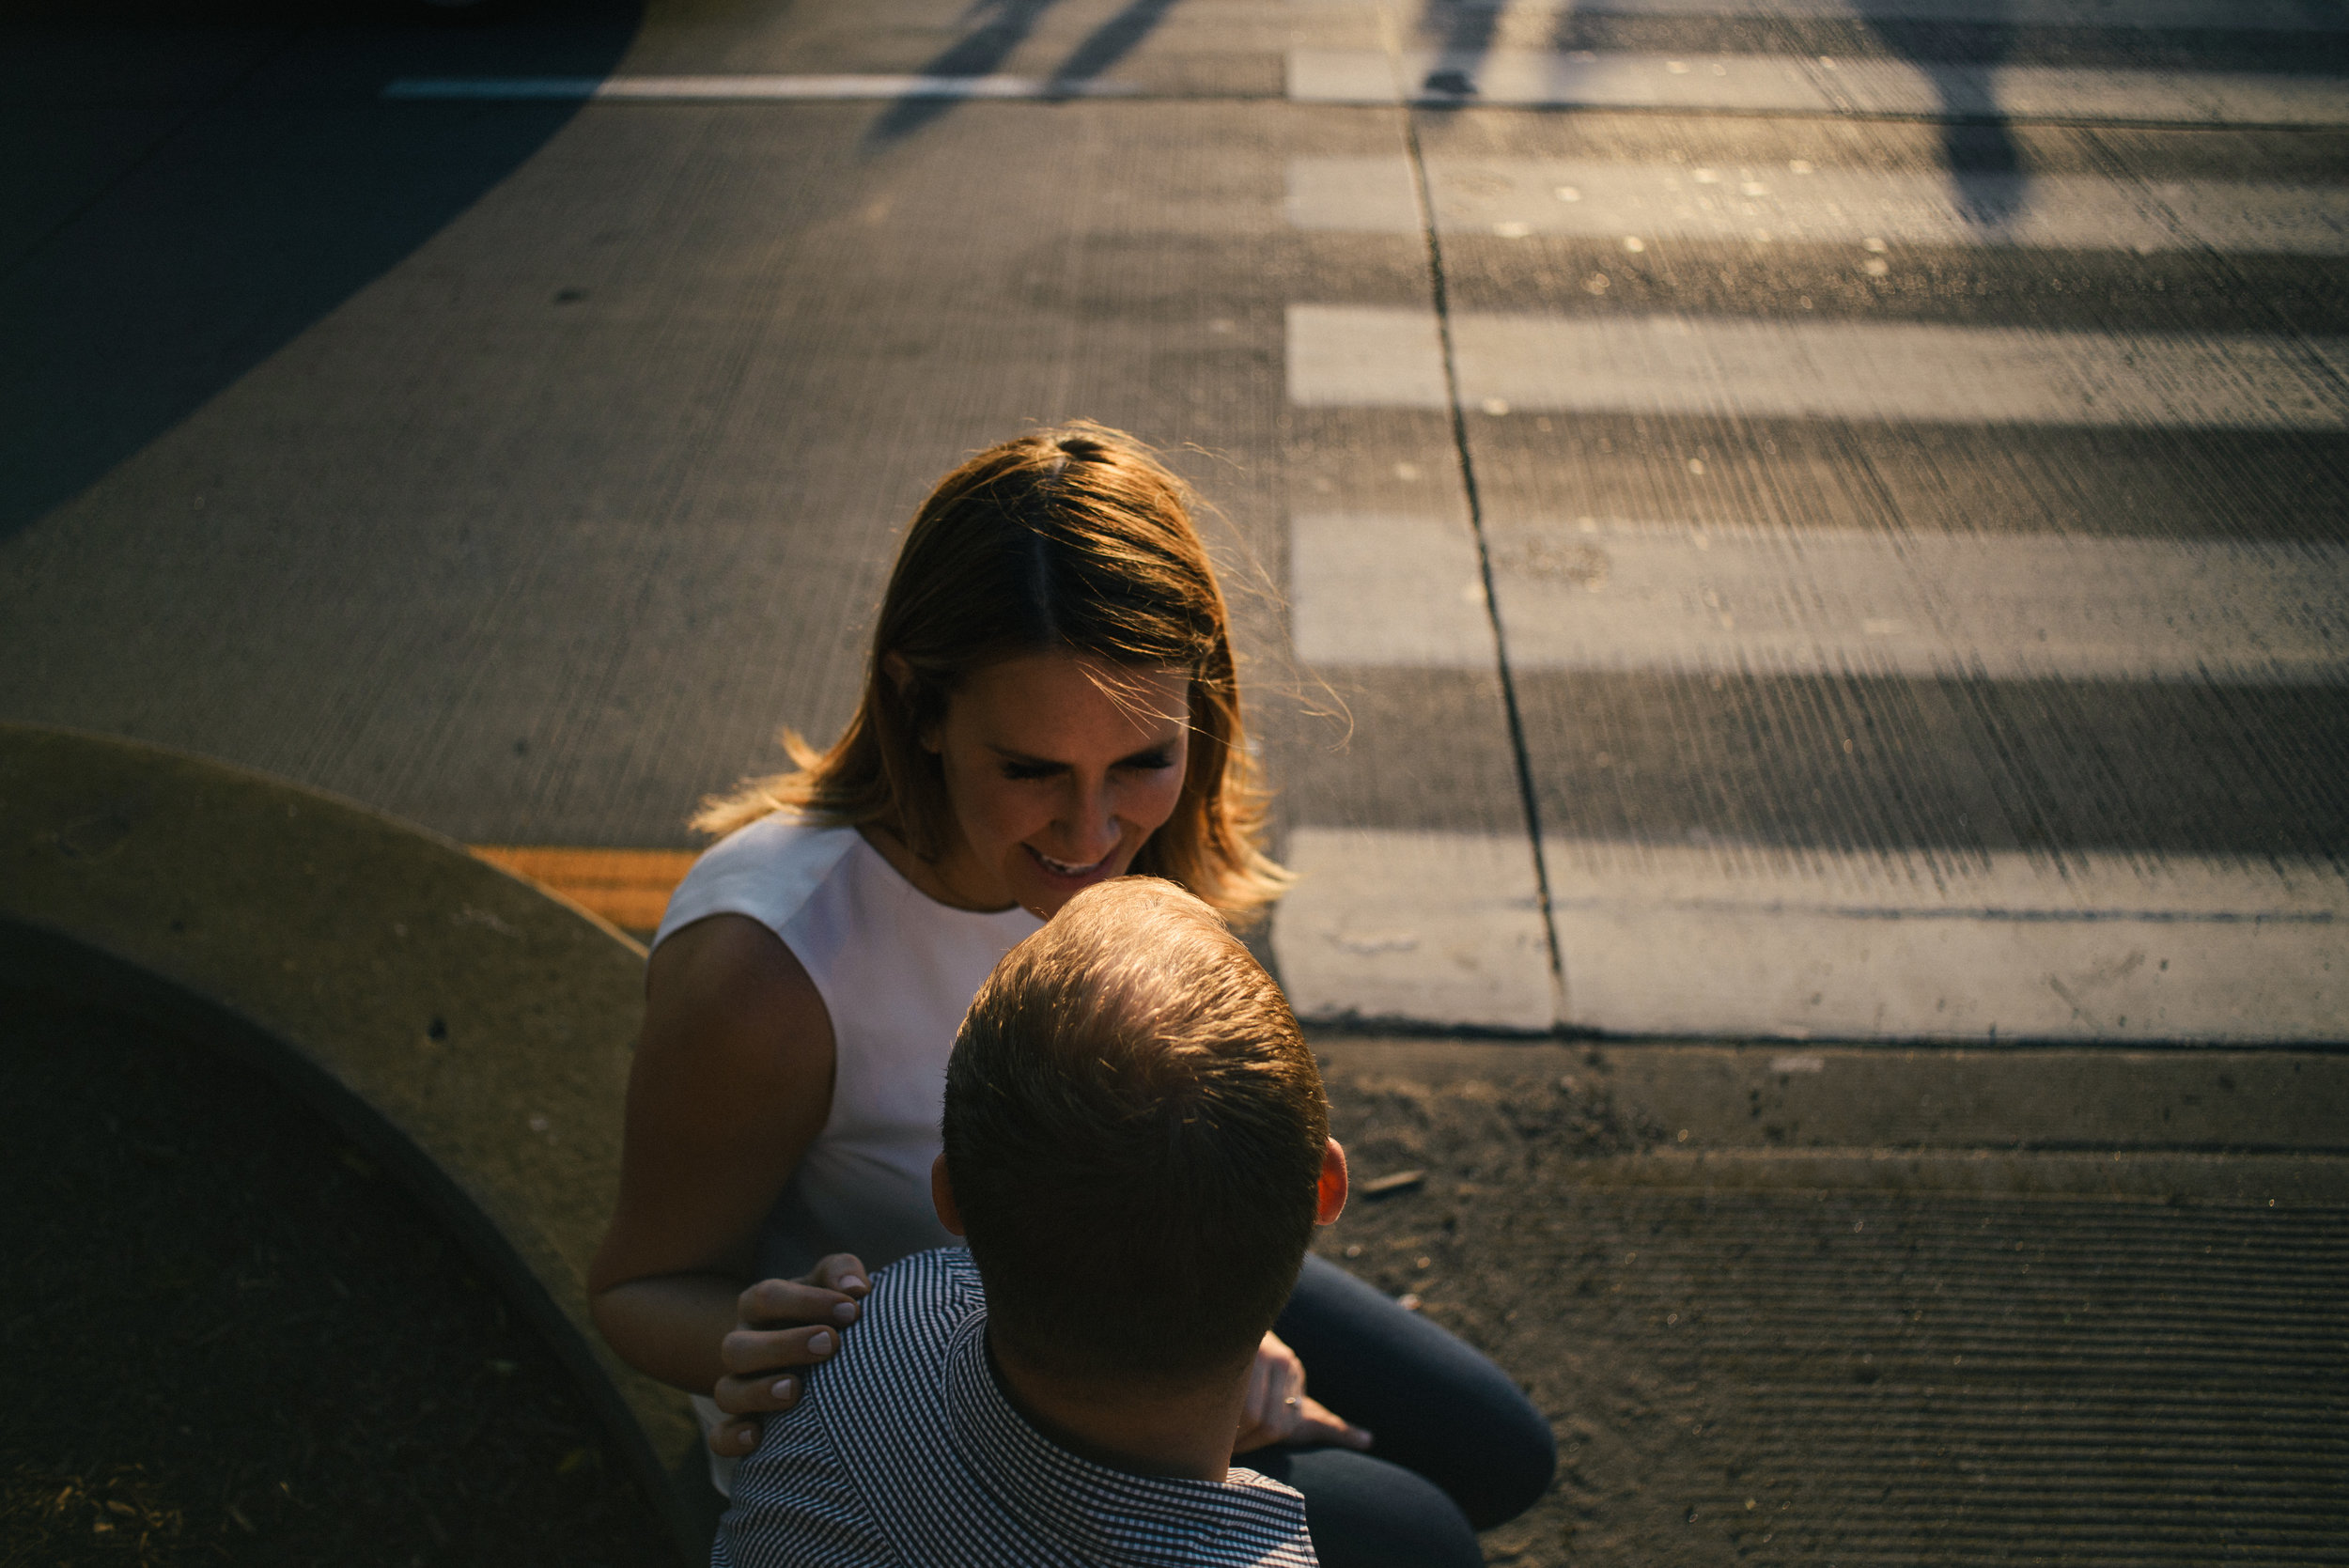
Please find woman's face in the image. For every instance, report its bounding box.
[922,651,1192,919]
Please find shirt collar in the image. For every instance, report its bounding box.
[939,1311,1313,1566]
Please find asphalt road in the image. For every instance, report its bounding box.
[4,0,2345,1041]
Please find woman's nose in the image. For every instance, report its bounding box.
[1058,778,1120,857]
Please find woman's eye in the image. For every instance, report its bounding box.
[1119,752,1176,773]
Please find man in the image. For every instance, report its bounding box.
[713,876,1349,1567]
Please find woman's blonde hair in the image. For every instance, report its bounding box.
[694,423,1290,924]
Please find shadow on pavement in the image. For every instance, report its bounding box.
[1416,0,1499,103]
[1862,1,2029,227]
[1404,0,2030,213]
[0,995,677,1564]
[865,0,1185,145]
[0,0,640,545]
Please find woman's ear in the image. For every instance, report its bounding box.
[930,1152,966,1236]
[1314,1138,1349,1226]
[884,653,942,754]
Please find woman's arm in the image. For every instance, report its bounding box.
[588,913,851,1406]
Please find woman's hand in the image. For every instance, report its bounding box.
[707,1254,872,1456]
[1231,1330,1373,1456]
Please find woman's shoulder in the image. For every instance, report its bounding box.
[651,813,863,952]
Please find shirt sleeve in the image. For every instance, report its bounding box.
[712,1396,897,1568]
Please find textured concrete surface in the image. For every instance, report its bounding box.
[0,722,711,1562]
[6,0,2344,1037]
[1309,1037,2349,1565]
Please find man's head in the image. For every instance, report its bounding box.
[938,877,1341,1388]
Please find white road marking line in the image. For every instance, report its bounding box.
[381,75,1140,101]
[1286,304,2349,430]
[1543,836,2349,1041]
[1286,303,1454,408]
[1289,156,2349,256]
[1494,520,2349,683]
[1275,827,2349,1038]
[1290,0,2347,31]
[1293,514,1498,667]
[1275,828,1560,1030]
[1287,49,2349,125]
[1295,513,2349,683]
[1287,158,1428,235]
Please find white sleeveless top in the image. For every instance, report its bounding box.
[652,814,1044,1281]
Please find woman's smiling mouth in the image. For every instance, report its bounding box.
[1028,846,1109,878]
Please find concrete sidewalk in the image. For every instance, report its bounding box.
[1309,1037,2349,1565]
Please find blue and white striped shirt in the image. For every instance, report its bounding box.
[713,1249,1318,1568]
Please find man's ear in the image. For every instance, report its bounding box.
[931,1152,966,1236]
[1315,1138,1349,1226]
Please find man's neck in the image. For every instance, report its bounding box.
[985,1330,1248,1483]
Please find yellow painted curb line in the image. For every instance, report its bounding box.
[469,846,694,935]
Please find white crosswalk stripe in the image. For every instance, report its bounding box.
[1288,303,2349,429]
[382,75,1141,101]
[1297,515,2349,684]
[1276,828,2349,1040]
[1292,513,1498,669]
[1548,838,2349,1041]
[1288,49,2349,125]
[1300,0,2348,30]
[1272,829,1561,1032]
[1275,22,2349,1039]
[1288,157,2349,256]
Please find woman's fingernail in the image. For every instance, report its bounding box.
[771,1377,795,1401]
[808,1331,833,1355]
[739,1429,758,1451]
[832,1300,859,1323]
[839,1276,866,1294]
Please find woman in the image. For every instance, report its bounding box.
[588,425,1553,1565]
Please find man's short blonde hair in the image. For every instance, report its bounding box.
[943,877,1329,1384]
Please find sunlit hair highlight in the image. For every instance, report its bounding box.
[944,877,1330,1384]
[694,422,1288,924]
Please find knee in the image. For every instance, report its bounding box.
[1455,1388,1558,1529]
[1265,1449,1484,1568]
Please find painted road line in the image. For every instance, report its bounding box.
[1273,827,1559,1030]
[1286,49,2349,125]
[1488,522,2349,683]
[1288,157,2349,256]
[1291,0,2348,31]
[1287,158,1425,236]
[1285,304,2349,430]
[1290,513,1501,668]
[470,846,693,933]
[1542,836,2349,1041]
[1293,514,2349,682]
[383,76,1141,102]
[1285,303,1452,409]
